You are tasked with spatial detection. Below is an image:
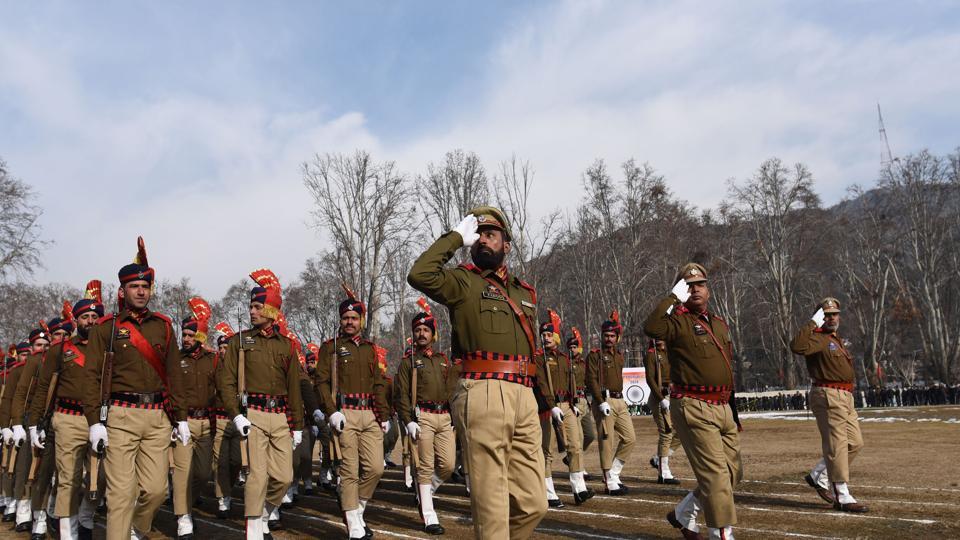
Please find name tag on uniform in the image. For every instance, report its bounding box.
[337,347,350,358]
[115,328,131,340]
[180,359,190,368]
[828,342,838,351]
[481,285,506,301]
[521,300,535,309]
[414,358,424,369]
[243,337,256,345]
[693,324,707,336]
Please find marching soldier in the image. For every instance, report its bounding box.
[566,329,595,480]
[171,297,218,539]
[535,311,593,507]
[304,343,335,492]
[28,282,103,539]
[284,353,320,507]
[791,298,868,513]
[83,237,186,540]
[585,311,636,496]
[644,339,682,484]
[408,207,548,539]
[211,323,242,518]
[644,263,743,540]
[1,341,31,523]
[382,373,400,470]
[396,298,459,534]
[217,269,304,540]
[0,346,13,519]
[5,327,52,533]
[313,286,390,540]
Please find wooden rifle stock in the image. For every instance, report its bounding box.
[237,328,250,475]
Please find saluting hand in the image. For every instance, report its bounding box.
[671,279,691,304]
[811,308,825,328]
[453,214,480,247]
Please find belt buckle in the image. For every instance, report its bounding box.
[267,398,277,408]
[143,394,153,405]
[518,356,528,376]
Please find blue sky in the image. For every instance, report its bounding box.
[2,1,959,297]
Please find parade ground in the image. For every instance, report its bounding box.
[7,404,949,540]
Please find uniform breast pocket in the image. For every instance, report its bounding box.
[480,301,511,334]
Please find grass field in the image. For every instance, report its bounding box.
[5,405,957,539]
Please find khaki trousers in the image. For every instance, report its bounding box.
[577,397,596,452]
[595,397,636,469]
[30,430,56,511]
[338,408,383,511]
[809,387,863,483]
[52,412,92,517]
[649,394,683,457]
[451,378,547,540]
[415,411,455,485]
[541,402,582,474]
[104,406,170,540]
[244,408,293,518]
[672,396,742,528]
[172,417,213,515]
[211,417,240,499]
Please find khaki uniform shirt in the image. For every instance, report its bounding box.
[83,309,184,425]
[535,349,573,409]
[395,349,455,425]
[790,320,855,384]
[407,232,537,359]
[216,325,304,430]
[10,352,44,426]
[0,360,27,427]
[586,347,625,403]
[643,296,734,388]
[313,336,388,421]
[175,346,217,415]
[643,347,671,402]
[28,336,93,425]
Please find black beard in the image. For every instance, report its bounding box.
[307,366,316,375]
[77,326,89,340]
[473,247,505,270]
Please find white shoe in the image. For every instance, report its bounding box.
[833,482,857,504]
[177,514,194,536]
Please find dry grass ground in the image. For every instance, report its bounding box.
[3,405,957,539]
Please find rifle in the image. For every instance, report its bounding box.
[28,351,63,485]
[237,308,250,475]
[0,364,9,472]
[328,328,342,471]
[597,349,608,441]
[543,351,566,456]
[653,342,671,434]
[409,347,420,498]
[89,314,116,500]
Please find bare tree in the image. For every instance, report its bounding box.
[0,159,49,280]
[0,281,80,346]
[418,149,491,238]
[302,150,418,339]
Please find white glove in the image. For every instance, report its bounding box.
[406,421,420,440]
[452,214,480,248]
[381,421,390,433]
[233,415,251,437]
[88,423,108,451]
[176,421,191,446]
[660,398,670,412]
[599,402,612,416]
[671,279,691,303]
[312,409,325,425]
[329,411,345,433]
[811,308,825,327]
[11,425,26,447]
[29,426,45,449]
[1,427,12,446]
[292,430,303,449]
[551,406,564,422]
[311,425,319,438]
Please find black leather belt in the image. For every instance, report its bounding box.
[188,407,209,418]
[607,390,623,399]
[416,401,450,413]
[111,391,164,405]
[248,396,287,409]
[343,396,372,407]
[56,399,84,413]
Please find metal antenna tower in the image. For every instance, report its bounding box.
[877,103,894,168]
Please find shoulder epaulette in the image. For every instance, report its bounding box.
[515,278,537,304]
[458,263,480,273]
[152,312,173,325]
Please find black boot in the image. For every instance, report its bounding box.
[573,488,595,505]
[548,498,565,508]
[424,523,445,535]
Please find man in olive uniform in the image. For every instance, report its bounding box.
[82,237,187,540]
[6,327,52,532]
[171,298,218,539]
[644,339,682,484]
[535,312,593,507]
[0,346,15,519]
[791,298,867,513]
[217,269,304,540]
[1,341,32,523]
[28,282,103,540]
[396,299,459,534]
[566,330,595,480]
[644,263,742,540]
[211,324,242,518]
[408,207,547,540]
[284,356,320,507]
[313,288,389,539]
[586,311,636,496]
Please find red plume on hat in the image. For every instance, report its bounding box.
[413,297,438,340]
[570,326,583,351]
[61,301,74,324]
[374,344,388,374]
[549,309,562,334]
[339,282,366,327]
[134,236,148,266]
[601,309,623,337]
[214,322,235,339]
[250,268,283,319]
[84,280,102,304]
[187,297,212,344]
[7,344,16,358]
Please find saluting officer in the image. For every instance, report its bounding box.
[644,339,682,484]
[83,237,186,540]
[791,298,867,513]
[396,298,459,534]
[644,263,742,540]
[408,206,548,540]
[585,311,636,496]
[217,269,304,540]
[313,286,390,540]
[171,298,218,540]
